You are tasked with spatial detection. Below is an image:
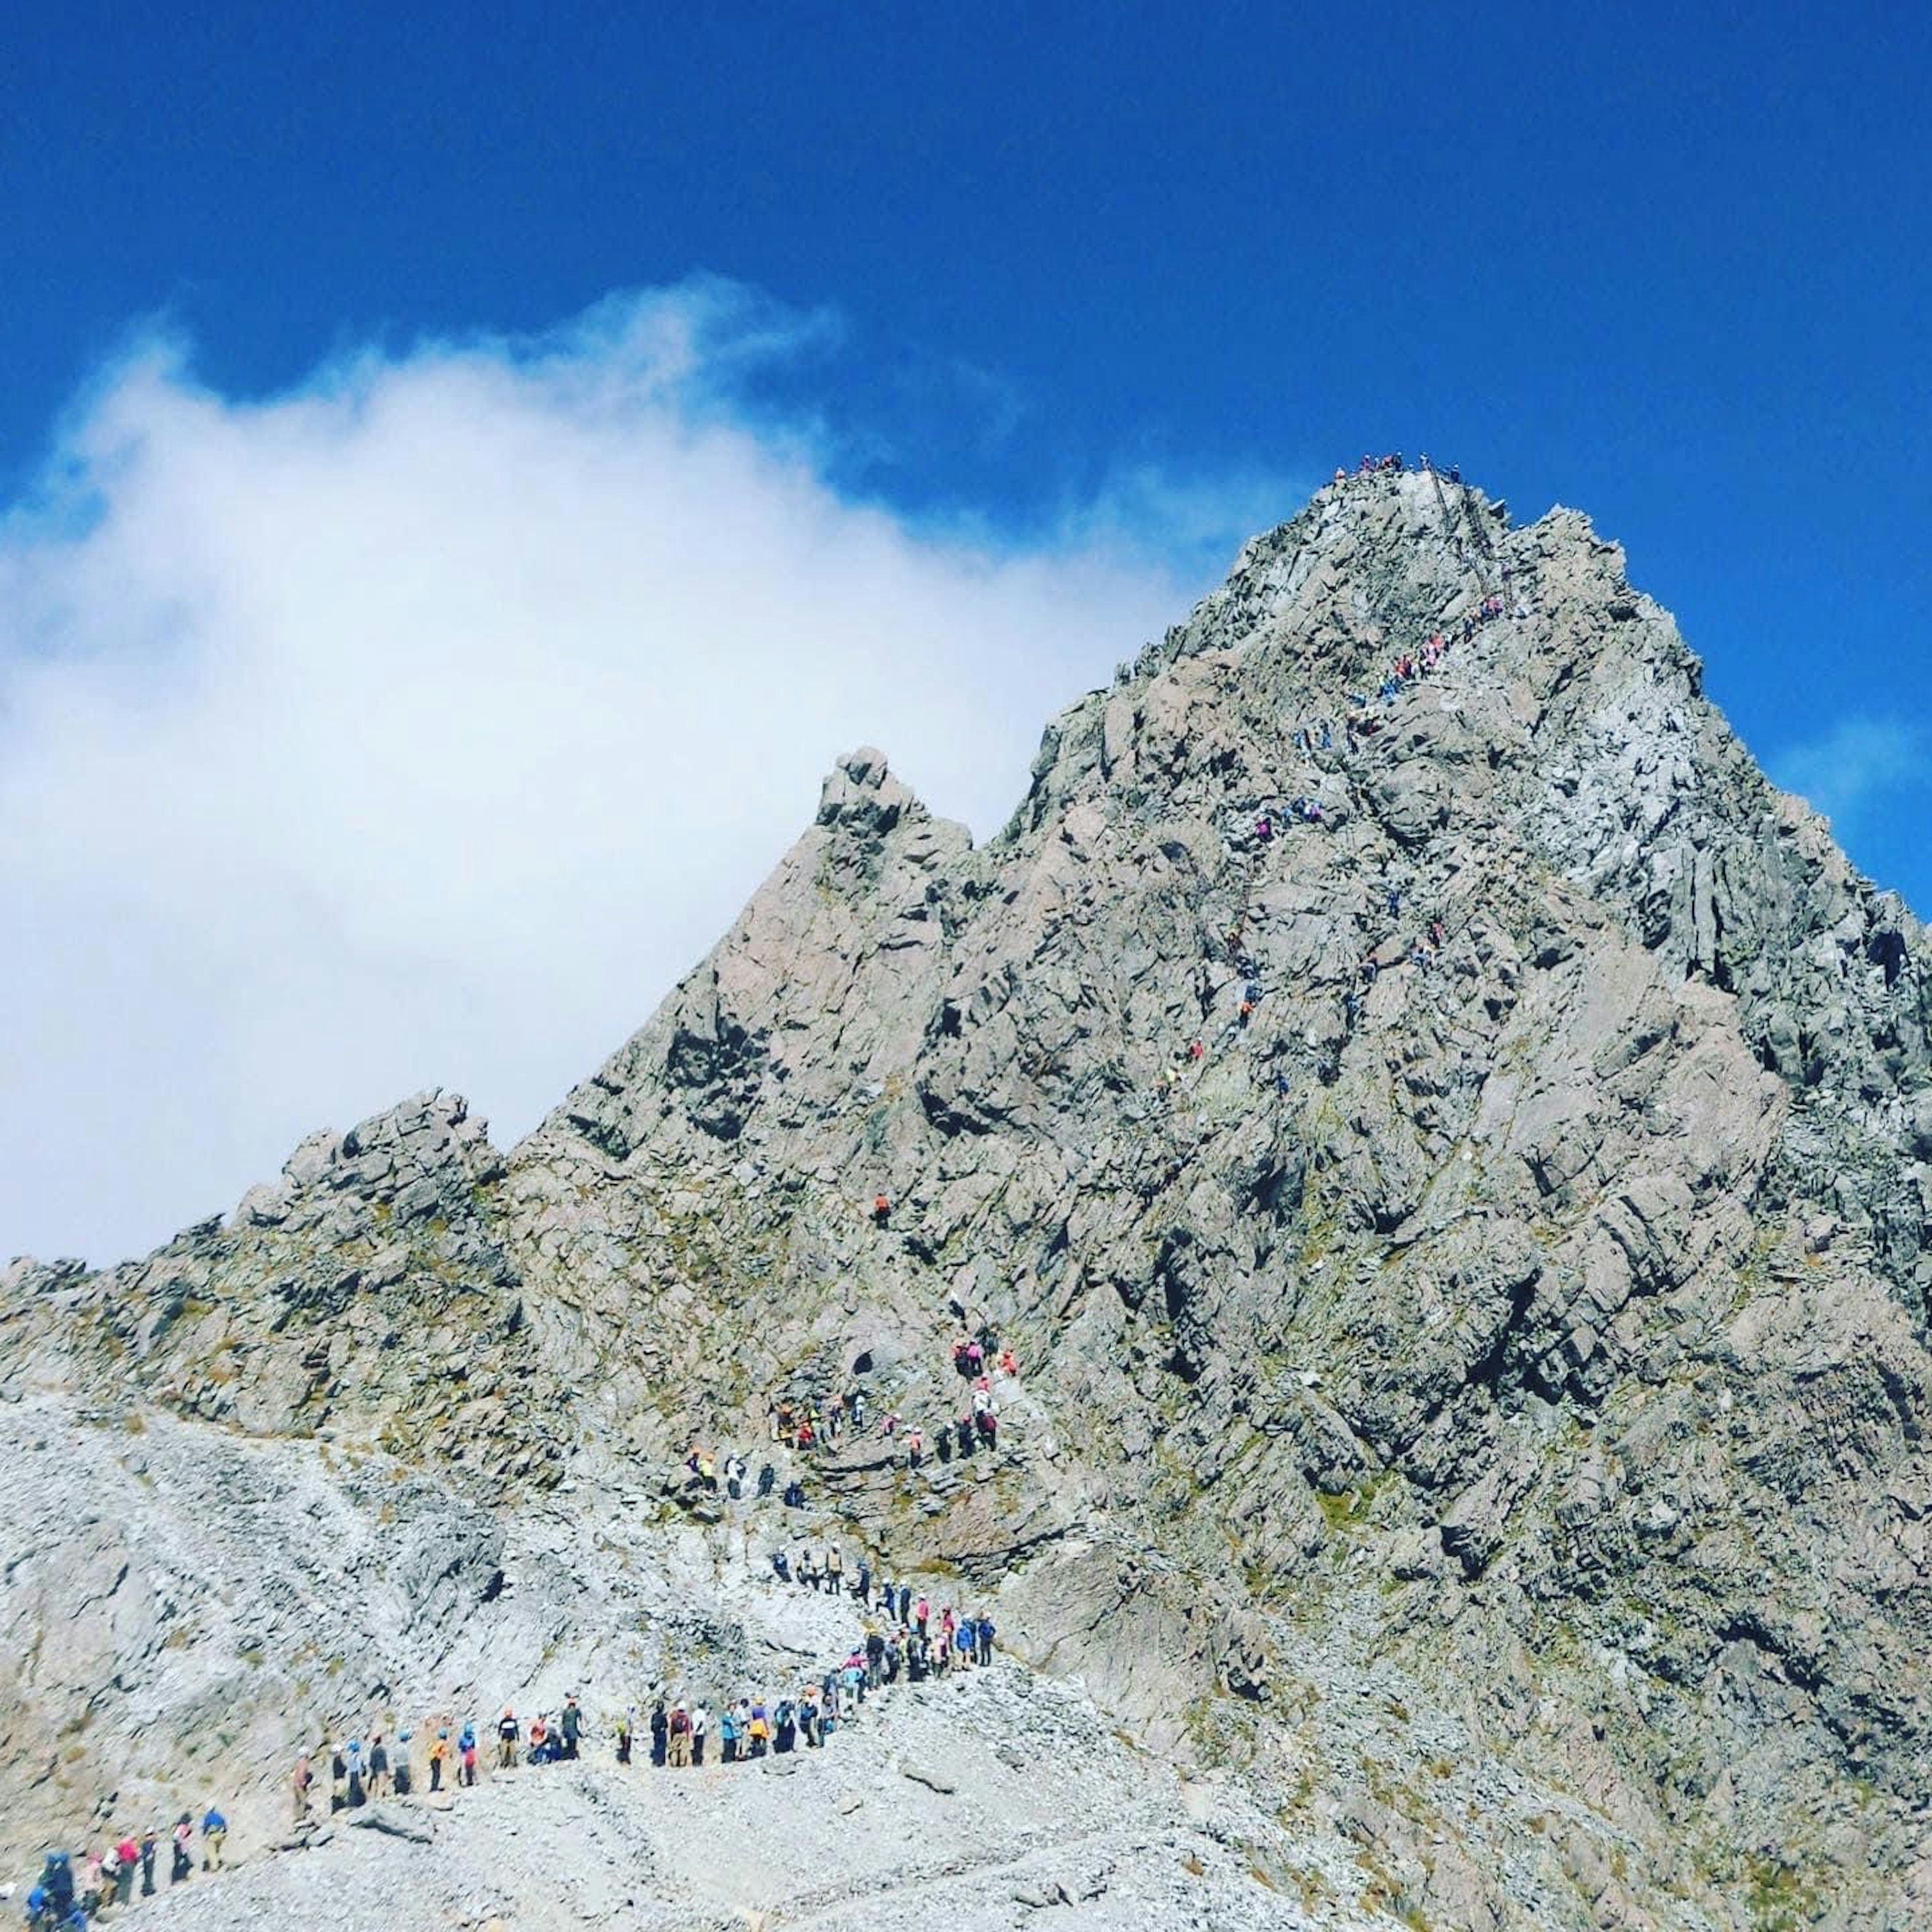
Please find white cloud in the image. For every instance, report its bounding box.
[2,281,1305,1266]
[1772,715,1931,835]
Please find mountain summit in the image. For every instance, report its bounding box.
[7,468,1929,1930]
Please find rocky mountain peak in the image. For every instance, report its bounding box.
[6,470,1932,1929]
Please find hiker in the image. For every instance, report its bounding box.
[718,1701,739,1762]
[978,1408,998,1446]
[41,1853,74,1917]
[561,1696,583,1759]
[170,1816,193,1884]
[915,1595,930,1637]
[497,1709,519,1770]
[906,1428,924,1468]
[757,1460,776,1497]
[460,1725,478,1786]
[428,1732,449,1792]
[725,1454,746,1500]
[393,1729,414,1797]
[872,1193,891,1225]
[783,1477,806,1507]
[527,1714,548,1762]
[978,1614,996,1664]
[615,1709,632,1765]
[855,1556,871,1602]
[138,1833,156,1897]
[690,1701,709,1766]
[201,1805,226,1871]
[292,1753,314,1823]
[367,1732,389,1800]
[649,1699,669,1767]
[827,1545,843,1592]
[667,1702,692,1768]
[113,1835,138,1907]
[770,1547,791,1583]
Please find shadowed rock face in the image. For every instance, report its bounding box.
[6,470,1930,1929]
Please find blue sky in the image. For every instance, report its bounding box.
[5,2,1930,1260]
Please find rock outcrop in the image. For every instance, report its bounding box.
[5,468,1929,1929]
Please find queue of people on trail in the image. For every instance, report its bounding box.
[873,1328,1016,1469]
[20,1812,224,1929]
[1170,535,1526,1101]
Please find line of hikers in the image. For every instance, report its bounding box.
[1170,564,1528,1099]
[21,1812,224,1928]
[874,1328,1016,1467]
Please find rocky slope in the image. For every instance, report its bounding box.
[6,467,1929,1929]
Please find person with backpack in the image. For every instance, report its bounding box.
[496,1710,519,1771]
[459,1724,478,1787]
[774,1698,796,1753]
[560,1696,583,1760]
[170,1816,194,1883]
[428,1732,449,1792]
[201,1806,227,1871]
[41,1853,74,1918]
[649,1699,668,1767]
[138,1832,157,1897]
[97,1844,120,1911]
[113,1835,139,1906]
[667,1702,692,1768]
[367,1732,390,1800]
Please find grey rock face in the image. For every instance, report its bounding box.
[6,469,1930,1927]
